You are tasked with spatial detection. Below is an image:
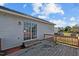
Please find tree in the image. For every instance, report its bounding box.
[58,27,64,32]
[71,24,79,33]
[64,26,71,32]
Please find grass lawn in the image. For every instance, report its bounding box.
[63,32,72,36]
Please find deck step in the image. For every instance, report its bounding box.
[24,40,42,48]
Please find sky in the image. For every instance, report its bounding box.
[0,3,79,27]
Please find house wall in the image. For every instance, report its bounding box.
[0,11,54,50]
[0,12,24,50]
[54,27,59,33]
[37,22,54,39]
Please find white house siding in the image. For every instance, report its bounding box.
[0,12,24,50]
[0,11,54,50]
[54,27,59,33]
[30,20,54,40]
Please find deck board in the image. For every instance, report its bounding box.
[14,40,79,56]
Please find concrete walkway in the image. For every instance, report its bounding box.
[7,40,79,56]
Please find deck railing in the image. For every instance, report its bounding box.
[44,34,54,39]
[44,34,79,47]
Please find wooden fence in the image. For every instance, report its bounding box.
[44,34,79,47]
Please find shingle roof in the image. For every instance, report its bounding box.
[0,6,55,25]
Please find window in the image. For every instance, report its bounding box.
[24,21,37,40]
[32,23,37,39]
[24,21,31,40]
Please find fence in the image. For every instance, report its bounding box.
[44,34,79,47]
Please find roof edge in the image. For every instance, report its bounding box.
[0,6,55,25]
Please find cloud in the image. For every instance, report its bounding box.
[49,19,66,27]
[70,17,76,21]
[49,18,78,27]
[69,22,77,27]
[42,3,64,16]
[69,17,78,27]
[38,15,47,19]
[23,4,27,8]
[32,3,42,14]
[0,3,5,6]
[31,3,64,16]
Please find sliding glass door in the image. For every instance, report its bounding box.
[24,21,37,40]
[32,23,37,39]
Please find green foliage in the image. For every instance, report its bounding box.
[71,24,79,33]
[58,24,79,33]
[64,26,71,32]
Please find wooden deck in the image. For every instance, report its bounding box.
[17,40,79,56]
